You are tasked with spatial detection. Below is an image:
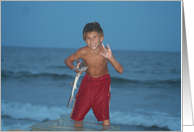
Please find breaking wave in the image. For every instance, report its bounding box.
[1,100,181,131]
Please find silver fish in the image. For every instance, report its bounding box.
[67,73,81,107]
[67,60,89,107]
[72,59,89,72]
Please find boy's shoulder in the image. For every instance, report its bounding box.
[75,46,88,56]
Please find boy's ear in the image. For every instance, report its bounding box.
[100,36,104,43]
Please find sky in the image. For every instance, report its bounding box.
[1,1,181,52]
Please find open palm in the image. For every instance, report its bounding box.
[100,42,112,59]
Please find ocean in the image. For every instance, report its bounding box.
[1,46,181,131]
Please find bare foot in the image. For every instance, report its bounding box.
[102,119,110,129]
[74,120,84,131]
[74,120,83,127]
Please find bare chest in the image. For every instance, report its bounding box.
[83,54,107,68]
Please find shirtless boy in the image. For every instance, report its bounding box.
[65,21,123,126]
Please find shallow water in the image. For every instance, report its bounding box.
[1,46,181,131]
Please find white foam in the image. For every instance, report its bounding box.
[1,100,181,131]
[110,110,181,131]
[1,100,72,121]
[1,119,33,131]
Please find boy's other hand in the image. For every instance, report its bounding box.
[100,42,112,59]
[74,62,83,74]
[76,62,81,68]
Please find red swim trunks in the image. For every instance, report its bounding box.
[71,73,111,121]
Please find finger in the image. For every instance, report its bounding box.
[107,44,110,50]
[101,42,105,49]
[79,71,83,74]
[100,52,108,59]
[76,62,81,68]
[99,52,105,57]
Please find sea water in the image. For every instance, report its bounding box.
[1,46,181,131]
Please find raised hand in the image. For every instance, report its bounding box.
[99,42,113,59]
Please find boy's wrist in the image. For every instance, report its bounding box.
[107,56,115,61]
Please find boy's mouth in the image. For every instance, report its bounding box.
[90,44,96,47]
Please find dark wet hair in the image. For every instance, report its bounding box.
[83,21,104,41]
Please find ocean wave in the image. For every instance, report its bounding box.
[1,69,73,79]
[1,119,33,131]
[111,76,181,85]
[2,69,181,87]
[110,111,181,131]
[1,100,181,131]
[46,65,69,69]
[1,100,72,122]
[144,78,181,85]
[2,69,181,86]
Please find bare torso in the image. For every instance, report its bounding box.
[81,46,109,77]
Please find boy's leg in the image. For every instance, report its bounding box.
[70,76,91,121]
[92,75,111,126]
[102,119,110,125]
[73,120,84,131]
[102,119,110,130]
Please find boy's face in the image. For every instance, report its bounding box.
[85,31,104,50]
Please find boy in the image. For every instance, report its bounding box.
[64,21,123,126]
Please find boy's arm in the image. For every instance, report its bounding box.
[100,42,124,74]
[64,49,83,73]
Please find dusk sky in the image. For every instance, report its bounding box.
[1,1,181,52]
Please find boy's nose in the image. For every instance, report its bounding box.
[90,38,94,42]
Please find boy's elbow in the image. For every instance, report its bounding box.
[64,59,69,65]
[118,68,124,74]
[64,59,67,64]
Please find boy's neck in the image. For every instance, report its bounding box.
[88,46,102,55]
